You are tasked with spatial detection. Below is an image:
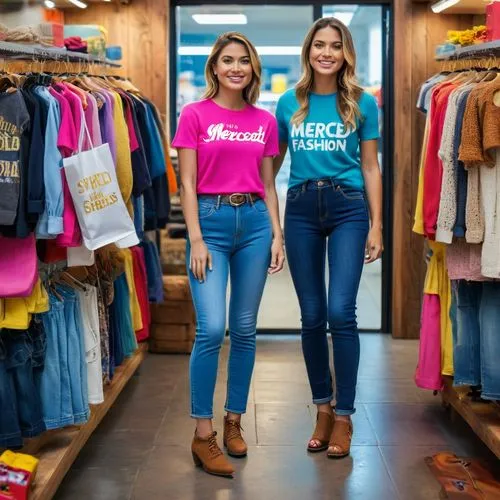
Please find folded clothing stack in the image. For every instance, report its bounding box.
[64,36,88,53]
[64,24,108,58]
[0,22,63,47]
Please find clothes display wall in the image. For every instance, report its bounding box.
[413,59,500,398]
[0,60,170,449]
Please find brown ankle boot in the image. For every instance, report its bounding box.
[223,416,247,457]
[191,431,234,477]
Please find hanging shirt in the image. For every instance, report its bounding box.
[453,89,472,238]
[275,89,379,190]
[127,95,151,197]
[0,90,30,227]
[34,87,64,238]
[423,83,456,239]
[95,90,117,164]
[84,92,103,149]
[24,89,46,226]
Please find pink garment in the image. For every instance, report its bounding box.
[48,87,78,158]
[84,93,102,149]
[446,239,488,281]
[172,99,279,198]
[415,293,444,391]
[54,84,84,248]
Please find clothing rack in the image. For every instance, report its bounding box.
[426,54,500,460]
[437,39,500,62]
[0,55,151,498]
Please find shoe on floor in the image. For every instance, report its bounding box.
[327,418,353,459]
[307,411,335,453]
[223,416,248,457]
[192,431,234,477]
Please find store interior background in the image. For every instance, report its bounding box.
[2,0,486,338]
[1,1,497,498]
[56,0,482,339]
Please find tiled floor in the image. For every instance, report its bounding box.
[56,335,496,500]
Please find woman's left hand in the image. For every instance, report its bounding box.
[365,227,383,264]
[269,237,285,274]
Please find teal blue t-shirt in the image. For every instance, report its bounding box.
[275,89,380,190]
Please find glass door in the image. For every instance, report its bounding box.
[173,3,389,332]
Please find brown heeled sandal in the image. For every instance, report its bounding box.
[307,412,335,453]
[327,418,353,459]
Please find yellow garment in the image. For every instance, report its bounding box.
[0,299,30,330]
[0,450,39,475]
[121,249,143,332]
[25,278,49,314]
[111,92,134,217]
[413,117,431,235]
[424,241,454,376]
[0,279,49,329]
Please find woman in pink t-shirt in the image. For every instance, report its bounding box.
[172,32,284,477]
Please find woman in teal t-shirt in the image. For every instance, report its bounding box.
[274,17,383,459]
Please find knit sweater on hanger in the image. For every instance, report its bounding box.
[436,88,461,243]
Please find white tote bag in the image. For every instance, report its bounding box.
[63,125,139,251]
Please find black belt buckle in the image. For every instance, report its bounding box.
[229,193,246,207]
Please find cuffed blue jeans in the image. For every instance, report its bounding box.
[452,280,500,400]
[187,197,272,419]
[284,179,369,416]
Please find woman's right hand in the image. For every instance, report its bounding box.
[189,238,213,283]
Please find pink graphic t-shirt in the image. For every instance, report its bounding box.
[172,99,279,199]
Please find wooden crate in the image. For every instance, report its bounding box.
[149,338,194,354]
[162,275,191,301]
[161,238,187,276]
[151,300,195,324]
[151,323,195,342]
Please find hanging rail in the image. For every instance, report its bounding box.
[0,40,121,67]
[437,39,500,62]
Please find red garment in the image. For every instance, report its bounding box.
[415,293,443,391]
[131,246,150,341]
[423,83,456,239]
[39,239,67,263]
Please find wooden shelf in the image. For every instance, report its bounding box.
[22,343,148,500]
[442,377,500,459]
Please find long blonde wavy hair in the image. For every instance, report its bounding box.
[292,17,363,131]
[202,32,261,105]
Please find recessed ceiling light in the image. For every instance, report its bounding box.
[192,14,247,25]
[44,0,56,8]
[68,0,88,8]
[431,0,461,13]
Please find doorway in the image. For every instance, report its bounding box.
[171,2,393,333]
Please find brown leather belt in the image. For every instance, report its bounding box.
[199,193,260,207]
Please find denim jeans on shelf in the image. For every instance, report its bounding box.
[452,280,481,387]
[284,179,369,416]
[452,281,500,399]
[0,333,22,448]
[187,196,272,419]
[480,283,500,400]
[39,296,74,430]
[58,286,90,424]
[4,328,46,438]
